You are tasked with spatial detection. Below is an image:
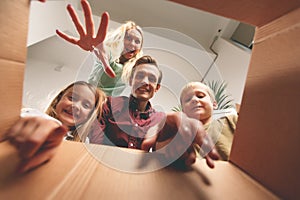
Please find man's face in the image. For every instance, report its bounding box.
[130,63,160,101]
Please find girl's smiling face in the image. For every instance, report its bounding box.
[55,85,96,128]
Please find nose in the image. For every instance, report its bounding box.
[72,102,80,112]
[130,39,135,46]
[191,95,199,104]
[140,76,149,85]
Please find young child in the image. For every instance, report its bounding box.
[56,0,143,96]
[44,81,106,143]
[4,81,106,173]
[180,81,238,160]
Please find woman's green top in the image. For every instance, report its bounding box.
[88,57,126,96]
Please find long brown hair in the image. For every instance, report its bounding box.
[45,81,106,142]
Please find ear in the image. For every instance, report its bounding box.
[129,77,133,86]
[213,101,218,109]
[155,84,161,92]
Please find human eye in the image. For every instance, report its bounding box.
[196,92,205,98]
[83,103,91,109]
[135,39,141,44]
[67,95,73,101]
[135,72,144,80]
[148,75,157,83]
[82,101,93,109]
[125,35,132,41]
[183,95,192,103]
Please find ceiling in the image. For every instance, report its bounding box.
[84,0,239,51]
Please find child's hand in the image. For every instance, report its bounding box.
[4,116,67,173]
[156,112,219,169]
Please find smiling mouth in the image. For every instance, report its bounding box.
[64,109,77,119]
[137,87,149,93]
[193,106,203,110]
[126,49,137,54]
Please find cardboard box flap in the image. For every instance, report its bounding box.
[230,8,300,199]
[0,141,278,200]
[169,0,300,27]
[255,7,300,43]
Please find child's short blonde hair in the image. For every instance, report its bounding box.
[180,82,216,106]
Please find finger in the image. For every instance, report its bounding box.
[104,64,116,78]
[17,147,58,174]
[81,0,94,37]
[93,49,116,78]
[205,155,215,169]
[185,150,197,166]
[19,122,66,159]
[141,135,157,151]
[3,117,24,140]
[208,147,220,161]
[13,118,41,143]
[194,129,213,155]
[66,4,85,36]
[141,120,166,151]
[7,118,39,148]
[56,29,79,45]
[42,125,67,149]
[95,12,109,45]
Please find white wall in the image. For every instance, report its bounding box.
[213,38,251,104]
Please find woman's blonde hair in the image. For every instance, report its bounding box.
[45,81,106,142]
[103,21,144,83]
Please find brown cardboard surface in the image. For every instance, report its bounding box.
[0,141,278,200]
[0,59,24,139]
[0,141,88,198]
[169,0,300,27]
[230,8,300,199]
[0,0,299,199]
[0,0,29,62]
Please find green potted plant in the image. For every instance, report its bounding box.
[206,80,235,110]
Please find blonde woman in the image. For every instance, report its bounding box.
[56,0,143,96]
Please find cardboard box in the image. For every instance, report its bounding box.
[0,0,299,199]
[0,0,28,138]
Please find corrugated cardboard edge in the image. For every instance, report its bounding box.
[230,7,300,199]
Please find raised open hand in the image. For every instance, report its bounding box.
[56,0,115,78]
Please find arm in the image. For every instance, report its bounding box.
[2,116,67,173]
[56,0,115,78]
[142,112,219,169]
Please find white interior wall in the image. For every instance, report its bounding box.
[213,38,251,104]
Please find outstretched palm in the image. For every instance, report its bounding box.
[56,0,115,78]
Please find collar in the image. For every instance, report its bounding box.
[129,95,154,119]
